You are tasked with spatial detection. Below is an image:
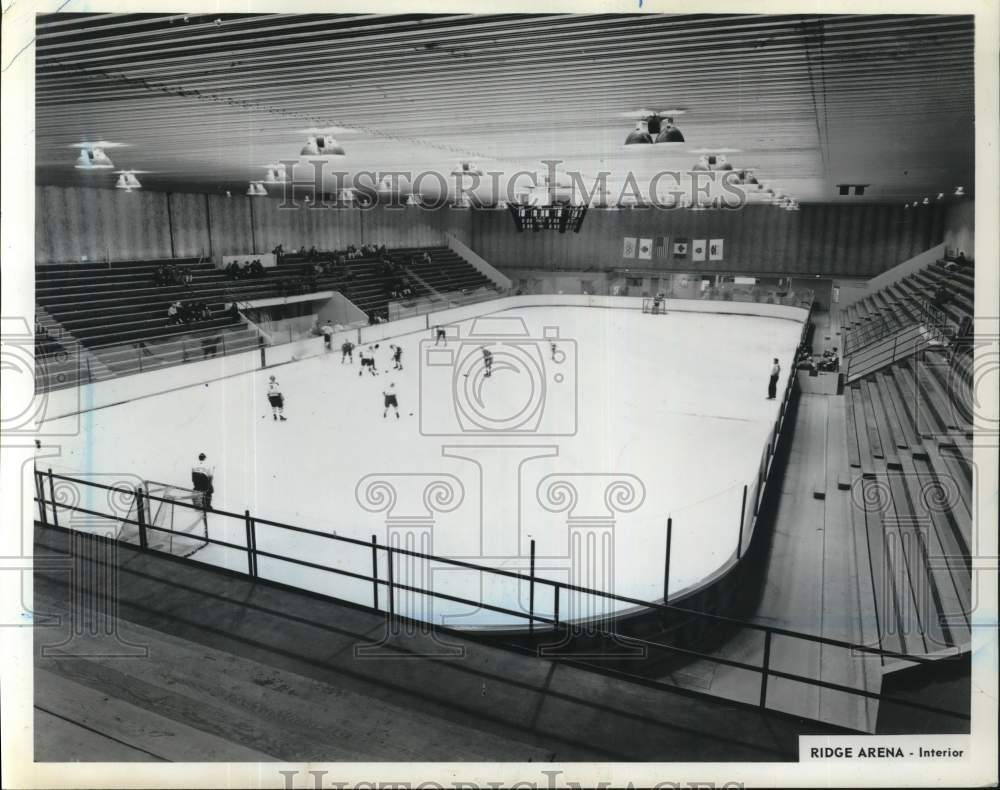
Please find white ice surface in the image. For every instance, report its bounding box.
[41,305,803,629]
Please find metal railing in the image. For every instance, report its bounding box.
[33,462,968,727]
[844,300,951,382]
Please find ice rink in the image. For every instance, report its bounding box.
[41,305,803,629]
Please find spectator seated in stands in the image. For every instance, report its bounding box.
[228,302,241,322]
[944,250,971,272]
[307,245,318,260]
[298,245,307,256]
[225,261,241,280]
[932,282,953,308]
[422,251,432,265]
[182,269,194,287]
[816,348,840,373]
[153,264,170,286]
[312,262,324,277]
[400,285,413,298]
[250,259,264,277]
[272,243,284,257]
[166,301,182,325]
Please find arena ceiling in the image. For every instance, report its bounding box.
[34,12,975,204]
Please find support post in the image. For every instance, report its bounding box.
[47,468,59,528]
[528,539,536,634]
[387,544,395,620]
[35,470,47,526]
[737,485,748,559]
[371,534,379,610]
[135,487,148,550]
[759,630,773,708]
[663,517,673,603]
[244,509,256,578]
[553,585,560,628]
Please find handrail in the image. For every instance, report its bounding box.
[34,455,968,726]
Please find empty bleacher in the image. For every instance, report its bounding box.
[841,259,974,356]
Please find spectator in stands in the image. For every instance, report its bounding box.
[307,245,318,260]
[182,269,194,287]
[154,264,169,286]
[272,243,284,257]
[225,261,239,279]
[167,264,181,285]
[795,352,816,372]
[817,348,840,373]
[228,302,241,322]
[422,251,432,266]
[250,259,264,277]
[932,282,953,308]
[197,303,212,322]
[767,358,781,399]
[956,251,969,267]
[166,301,181,325]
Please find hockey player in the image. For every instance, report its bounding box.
[191,453,215,510]
[321,320,334,351]
[549,340,558,361]
[390,344,403,370]
[482,346,493,377]
[341,339,355,363]
[358,347,378,376]
[434,325,447,346]
[267,375,287,420]
[383,382,400,419]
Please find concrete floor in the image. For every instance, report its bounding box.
[33,523,852,762]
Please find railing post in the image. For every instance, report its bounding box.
[244,509,257,578]
[47,468,59,528]
[663,517,673,603]
[135,486,148,550]
[371,534,379,610]
[737,485,748,560]
[528,538,536,634]
[759,631,773,708]
[553,585,560,628]
[35,470,48,526]
[387,543,395,620]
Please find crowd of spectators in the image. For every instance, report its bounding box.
[795,346,839,374]
[154,263,195,287]
[225,259,266,280]
[166,300,214,326]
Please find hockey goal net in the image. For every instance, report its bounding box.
[641,297,668,314]
[117,480,210,558]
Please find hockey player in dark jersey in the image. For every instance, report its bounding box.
[481,346,493,377]
[383,382,400,418]
[434,325,447,346]
[341,340,355,363]
[390,344,403,371]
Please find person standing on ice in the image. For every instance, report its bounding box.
[191,453,215,510]
[359,347,378,376]
[434,325,447,346]
[267,375,287,420]
[341,339,355,364]
[390,344,403,371]
[383,382,400,419]
[321,320,333,351]
[767,358,781,400]
[481,346,493,377]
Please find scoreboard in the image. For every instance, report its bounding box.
[508,204,587,233]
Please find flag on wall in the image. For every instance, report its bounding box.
[673,238,689,258]
[623,237,637,258]
[692,239,707,261]
[638,238,653,259]
[653,236,669,259]
[709,239,724,261]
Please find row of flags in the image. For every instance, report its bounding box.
[623,236,724,261]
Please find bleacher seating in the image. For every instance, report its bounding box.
[843,283,974,663]
[35,246,501,387]
[840,259,975,355]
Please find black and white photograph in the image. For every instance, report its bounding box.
[1,2,997,788]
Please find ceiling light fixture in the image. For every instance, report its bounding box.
[954,186,965,196]
[246,181,267,196]
[300,134,346,157]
